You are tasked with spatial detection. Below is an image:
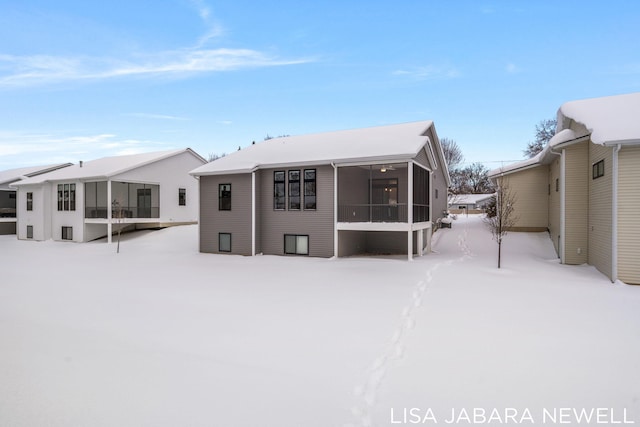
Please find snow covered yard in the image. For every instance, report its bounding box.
[1,216,638,427]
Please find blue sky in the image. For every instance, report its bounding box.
[1,0,639,170]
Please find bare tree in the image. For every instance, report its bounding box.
[208,152,226,162]
[440,137,464,170]
[523,118,557,158]
[465,162,494,193]
[484,177,518,268]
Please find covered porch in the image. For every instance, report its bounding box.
[335,161,432,260]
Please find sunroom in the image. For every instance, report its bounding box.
[336,161,432,259]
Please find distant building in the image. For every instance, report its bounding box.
[191,121,451,260]
[0,163,72,235]
[12,149,206,242]
[448,193,494,214]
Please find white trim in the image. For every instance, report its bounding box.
[107,179,112,244]
[251,171,256,256]
[407,162,413,261]
[611,144,621,283]
[333,163,338,257]
[559,149,565,263]
[337,222,412,232]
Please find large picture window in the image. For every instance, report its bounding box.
[274,171,285,210]
[303,169,316,210]
[592,159,605,179]
[57,184,76,211]
[26,192,33,211]
[284,234,309,255]
[219,184,231,210]
[219,233,231,252]
[288,170,300,210]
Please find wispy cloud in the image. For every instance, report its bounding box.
[127,113,190,121]
[0,48,313,89]
[505,62,521,74]
[0,131,168,167]
[0,1,313,89]
[392,65,461,80]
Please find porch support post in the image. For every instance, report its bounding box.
[251,171,256,256]
[107,179,112,244]
[333,163,338,257]
[408,162,413,260]
[418,228,423,257]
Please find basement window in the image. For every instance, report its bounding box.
[284,234,308,255]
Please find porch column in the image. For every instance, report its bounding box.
[407,162,413,260]
[251,171,256,256]
[107,179,112,243]
[333,163,338,257]
[418,229,423,257]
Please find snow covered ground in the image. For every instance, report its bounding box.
[1,215,638,427]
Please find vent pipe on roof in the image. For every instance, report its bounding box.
[79,161,83,168]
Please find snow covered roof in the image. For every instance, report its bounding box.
[490,92,640,177]
[560,92,640,145]
[13,149,204,186]
[0,163,72,186]
[191,121,437,176]
[449,194,495,205]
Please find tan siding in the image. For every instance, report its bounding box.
[502,166,549,231]
[617,146,640,284]
[548,158,561,255]
[259,165,334,257]
[564,143,589,265]
[199,174,252,255]
[587,143,612,277]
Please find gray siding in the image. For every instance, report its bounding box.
[200,174,252,255]
[618,146,640,284]
[259,165,334,257]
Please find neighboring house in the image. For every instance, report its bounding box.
[12,149,206,243]
[489,92,640,285]
[190,120,451,260]
[448,193,494,214]
[0,163,72,235]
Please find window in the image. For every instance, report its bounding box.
[555,178,559,192]
[284,234,309,255]
[178,188,186,206]
[57,184,76,211]
[274,171,285,210]
[548,183,551,195]
[26,225,33,239]
[26,192,33,211]
[9,193,16,199]
[62,226,73,241]
[219,184,231,210]
[592,159,605,179]
[435,189,439,199]
[219,233,231,252]
[288,170,300,210]
[303,169,316,210]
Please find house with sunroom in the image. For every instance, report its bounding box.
[190,120,451,260]
[489,92,640,285]
[12,148,206,243]
[0,163,72,235]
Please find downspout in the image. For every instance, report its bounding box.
[332,162,338,258]
[559,149,566,263]
[611,144,621,283]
